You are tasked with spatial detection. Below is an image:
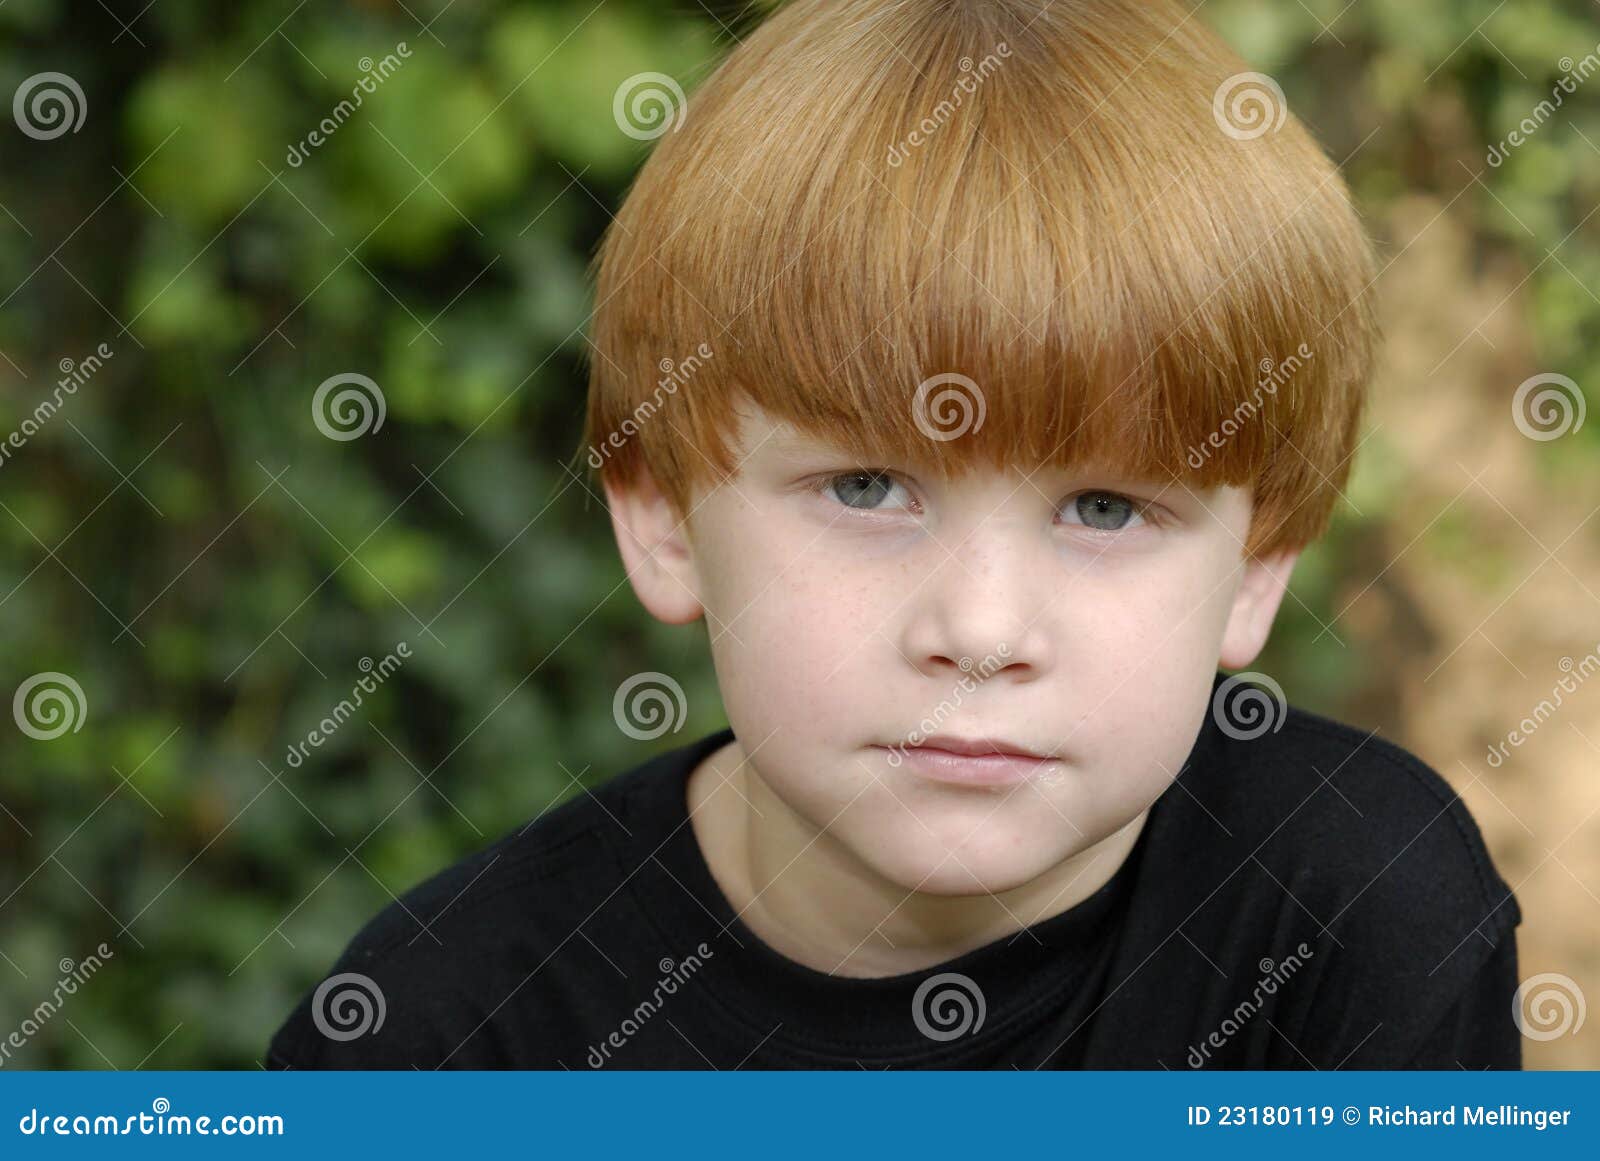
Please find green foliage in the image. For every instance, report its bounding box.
[0,0,751,1068]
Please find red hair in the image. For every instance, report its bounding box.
[582,0,1378,557]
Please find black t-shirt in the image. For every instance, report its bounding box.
[266,672,1524,1069]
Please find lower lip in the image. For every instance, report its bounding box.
[877,745,1060,787]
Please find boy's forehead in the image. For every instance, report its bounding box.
[752,424,845,465]
[727,406,832,467]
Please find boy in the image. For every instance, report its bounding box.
[268,0,1522,1069]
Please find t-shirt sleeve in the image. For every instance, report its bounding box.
[1401,927,1522,1069]
[263,966,463,1070]
[264,1008,309,1070]
[265,992,339,1069]
[264,986,372,1069]
[262,942,474,1069]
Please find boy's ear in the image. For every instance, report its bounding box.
[603,467,706,625]
[1218,549,1301,670]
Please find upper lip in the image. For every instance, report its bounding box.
[900,734,1053,761]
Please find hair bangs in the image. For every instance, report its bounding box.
[584,0,1377,556]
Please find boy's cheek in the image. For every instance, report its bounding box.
[714,563,889,658]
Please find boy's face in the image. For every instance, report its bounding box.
[607,401,1299,897]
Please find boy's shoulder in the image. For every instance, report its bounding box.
[265,738,700,1068]
[1129,680,1523,1065]
[334,769,639,959]
[1193,685,1519,937]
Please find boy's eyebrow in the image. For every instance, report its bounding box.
[747,422,1200,496]
[758,430,840,462]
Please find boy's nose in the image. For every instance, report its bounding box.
[896,527,1055,681]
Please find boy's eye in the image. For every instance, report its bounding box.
[822,471,914,511]
[1060,491,1147,532]
[815,474,1152,532]
[819,473,1158,530]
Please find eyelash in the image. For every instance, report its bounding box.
[810,470,1160,532]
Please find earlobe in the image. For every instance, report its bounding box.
[1218,549,1300,670]
[604,469,706,625]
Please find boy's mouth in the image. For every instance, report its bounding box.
[872,735,1062,788]
[909,733,1053,761]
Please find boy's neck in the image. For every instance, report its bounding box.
[685,736,1149,978]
